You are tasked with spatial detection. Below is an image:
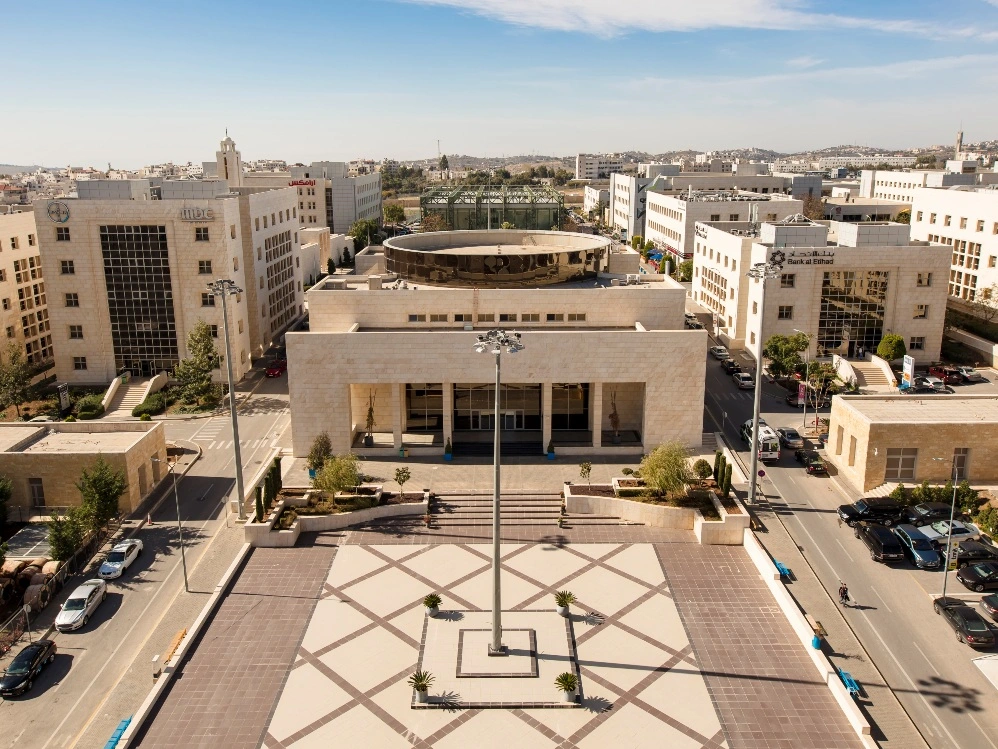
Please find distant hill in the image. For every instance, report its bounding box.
[0,164,55,176]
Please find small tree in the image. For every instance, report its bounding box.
[968,284,998,324]
[341,247,352,265]
[174,319,220,407]
[365,391,377,437]
[672,259,693,282]
[693,459,713,488]
[383,202,406,224]
[254,486,264,523]
[439,154,449,170]
[47,506,90,561]
[579,461,592,488]
[327,257,336,275]
[420,213,451,233]
[956,480,980,515]
[0,341,32,418]
[713,451,722,482]
[307,431,333,472]
[763,333,810,382]
[801,193,825,220]
[721,463,733,498]
[889,483,907,502]
[394,466,411,499]
[77,455,127,528]
[894,208,911,224]
[877,333,906,362]
[348,218,381,251]
[313,454,361,495]
[639,442,694,498]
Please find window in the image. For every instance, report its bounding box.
[477,313,494,323]
[780,273,795,288]
[909,336,925,350]
[453,313,472,322]
[710,214,720,221]
[5,326,13,339]
[60,260,75,275]
[989,257,997,268]
[752,301,758,314]
[546,313,564,322]
[929,213,936,224]
[729,213,739,221]
[65,293,79,307]
[69,325,83,339]
[10,236,18,250]
[916,211,923,222]
[233,257,239,271]
[198,260,212,274]
[28,478,44,507]
[885,448,917,480]
[499,313,516,322]
[195,227,209,241]
[210,324,218,338]
[750,332,756,344]
[255,217,260,231]
[960,217,967,229]
[429,314,448,322]
[230,224,236,239]
[568,313,586,322]
[944,215,951,227]
[917,272,932,286]
[521,313,540,322]
[848,436,857,467]
[73,356,87,370]
[201,293,215,307]
[1,298,8,311]
[977,220,985,232]
[913,304,928,319]
[28,234,35,246]
[259,276,264,288]
[237,319,243,334]
[408,314,427,322]
[56,227,70,241]
[777,305,794,320]
[954,447,970,479]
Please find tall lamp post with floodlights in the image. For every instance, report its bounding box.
[932,455,962,598]
[207,279,247,521]
[474,329,524,655]
[152,457,189,592]
[746,261,783,504]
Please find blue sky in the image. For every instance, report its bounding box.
[3,0,997,167]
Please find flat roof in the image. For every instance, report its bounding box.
[19,430,147,454]
[0,426,43,452]
[318,275,677,292]
[839,395,998,424]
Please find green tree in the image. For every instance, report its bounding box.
[672,259,693,282]
[801,193,825,220]
[420,213,451,232]
[579,461,592,488]
[439,154,449,170]
[0,341,32,418]
[383,202,406,224]
[174,320,220,407]
[500,221,515,229]
[762,333,809,382]
[307,431,333,472]
[313,454,360,495]
[349,218,381,251]
[639,442,694,498]
[712,451,723,482]
[721,463,733,497]
[877,333,906,362]
[255,486,264,523]
[968,283,998,324]
[0,474,10,529]
[394,466,411,499]
[77,455,127,528]
[692,459,713,487]
[894,209,911,224]
[326,257,336,275]
[889,483,907,502]
[47,506,90,561]
[341,247,352,265]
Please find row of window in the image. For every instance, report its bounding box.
[407,312,587,324]
[253,208,297,232]
[3,233,37,250]
[916,211,998,234]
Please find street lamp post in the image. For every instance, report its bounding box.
[474,329,524,655]
[793,329,812,432]
[152,457,189,592]
[746,261,782,504]
[932,456,961,598]
[206,279,247,521]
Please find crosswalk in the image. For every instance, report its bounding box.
[711,391,754,402]
[202,438,276,451]
[192,417,226,442]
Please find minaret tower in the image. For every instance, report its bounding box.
[216,131,243,187]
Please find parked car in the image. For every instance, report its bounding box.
[721,359,742,374]
[901,382,940,395]
[981,593,998,623]
[98,539,144,580]
[709,346,729,360]
[803,456,829,476]
[837,497,904,527]
[855,522,906,562]
[892,525,942,569]
[732,372,754,389]
[919,520,982,546]
[913,376,948,392]
[786,392,831,408]
[265,359,288,377]
[901,502,955,526]
[928,365,962,385]
[933,596,996,648]
[954,539,998,568]
[794,448,818,463]
[0,640,57,698]
[685,319,704,329]
[957,561,998,592]
[55,579,107,632]
[956,366,986,383]
[776,427,805,449]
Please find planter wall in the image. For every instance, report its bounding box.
[297,500,427,533]
[243,499,302,548]
[565,486,696,529]
[693,492,750,545]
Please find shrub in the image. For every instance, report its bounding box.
[713,451,722,482]
[255,486,264,523]
[554,672,578,693]
[889,483,907,502]
[139,413,151,421]
[64,415,76,422]
[554,590,576,607]
[640,442,693,497]
[876,333,906,362]
[975,505,998,535]
[407,670,433,692]
[132,392,166,417]
[75,394,105,420]
[313,454,360,495]
[693,459,713,486]
[423,593,442,609]
[721,463,733,498]
[621,467,634,476]
[307,431,332,472]
[956,480,980,515]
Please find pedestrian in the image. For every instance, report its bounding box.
[838,582,850,607]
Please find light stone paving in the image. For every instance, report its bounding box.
[263,542,727,749]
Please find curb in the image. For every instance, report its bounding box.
[129,440,204,535]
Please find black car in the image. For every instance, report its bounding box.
[933,597,996,648]
[981,593,998,623]
[837,497,904,527]
[804,456,828,476]
[954,539,998,569]
[794,448,819,463]
[721,360,742,375]
[957,561,998,592]
[855,522,906,562]
[901,383,940,395]
[901,502,955,526]
[0,639,57,698]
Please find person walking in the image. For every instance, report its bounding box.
[838,582,850,607]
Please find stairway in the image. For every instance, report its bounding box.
[851,361,890,391]
[432,495,563,528]
[104,378,151,419]
[452,442,544,457]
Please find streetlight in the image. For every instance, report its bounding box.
[473,329,524,655]
[932,456,961,598]
[152,457,189,592]
[206,279,247,521]
[745,261,783,504]
[793,329,812,432]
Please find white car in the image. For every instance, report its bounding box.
[733,372,754,389]
[98,539,144,579]
[918,520,982,546]
[55,579,107,632]
[709,346,729,360]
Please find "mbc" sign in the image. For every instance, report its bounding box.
[180,207,214,222]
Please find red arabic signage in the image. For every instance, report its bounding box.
[289,180,316,187]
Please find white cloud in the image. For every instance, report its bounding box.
[785,56,824,68]
[400,0,996,40]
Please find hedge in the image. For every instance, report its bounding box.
[76,394,105,420]
[132,392,166,417]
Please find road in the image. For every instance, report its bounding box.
[703,348,998,749]
[0,366,292,749]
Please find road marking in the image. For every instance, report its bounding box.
[870,587,893,613]
[969,715,998,749]
[911,642,940,676]
[834,539,854,562]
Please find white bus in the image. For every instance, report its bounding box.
[740,420,782,462]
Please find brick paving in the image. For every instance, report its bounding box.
[132,539,337,748]
[656,544,864,749]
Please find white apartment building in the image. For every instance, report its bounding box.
[576,154,624,181]
[823,197,908,223]
[857,168,998,203]
[645,190,802,263]
[35,181,305,384]
[692,216,950,362]
[909,187,998,303]
[583,185,609,217]
[0,208,53,368]
[609,173,654,239]
[819,156,917,170]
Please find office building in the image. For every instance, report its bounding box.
[583,184,609,217]
[575,154,624,181]
[0,208,53,367]
[609,173,655,240]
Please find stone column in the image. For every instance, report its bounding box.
[392,383,403,450]
[442,382,453,452]
[542,382,553,451]
[591,382,603,448]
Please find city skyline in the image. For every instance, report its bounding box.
[3,0,998,167]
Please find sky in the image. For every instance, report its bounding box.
[3,0,998,168]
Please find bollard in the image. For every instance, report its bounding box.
[152,654,162,679]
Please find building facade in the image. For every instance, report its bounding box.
[575,154,623,180]
[583,185,609,217]
[0,209,53,368]
[857,169,998,203]
[609,173,654,240]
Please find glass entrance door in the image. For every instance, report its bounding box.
[501,410,524,429]
[471,410,524,429]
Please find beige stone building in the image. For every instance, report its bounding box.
[0,208,53,368]
[287,230,706,458]
[825,395,998,493]
[0,421,167,515]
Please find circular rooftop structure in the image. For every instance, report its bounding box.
[383,230,611,287]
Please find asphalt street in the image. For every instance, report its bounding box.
[703,347,998,749]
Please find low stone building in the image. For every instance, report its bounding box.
[0,421,167,516]
[825,394,998,493]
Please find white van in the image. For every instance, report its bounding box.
[740,419,781,462]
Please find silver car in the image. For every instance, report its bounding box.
[98,539,144,579]
[776,427,805,449]
[55,579,107,632]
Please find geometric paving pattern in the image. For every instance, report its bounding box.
[263,542,728,749]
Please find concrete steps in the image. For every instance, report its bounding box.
[852,361,889,388]
[104,379,151,419]
[431,495,563,527]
